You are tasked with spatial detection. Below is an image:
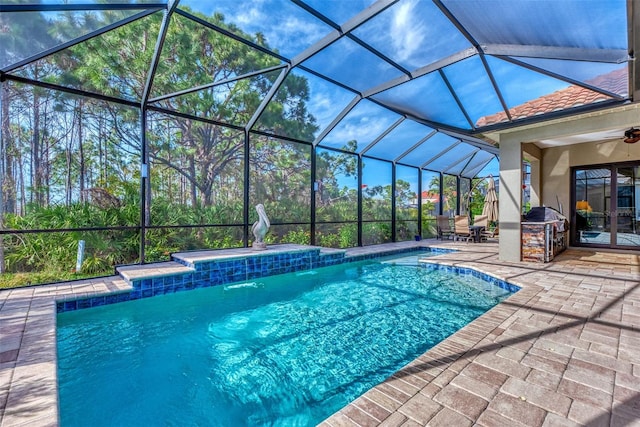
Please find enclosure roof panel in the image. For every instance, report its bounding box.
[443,0,627,50]
[317,99,403,152]
[364,119,434,160]
[299,36,405,93]
[0,8,155,71]
[350,0,471,71]
[176,0,333,60]
[3,0,632,177]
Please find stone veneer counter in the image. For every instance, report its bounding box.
[521,221,567,262]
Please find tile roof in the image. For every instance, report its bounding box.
[475,67,629,127]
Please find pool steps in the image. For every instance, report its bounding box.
[418,260,521,293]
[55,244,459,312]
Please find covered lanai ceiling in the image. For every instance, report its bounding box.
[0,0,633,178]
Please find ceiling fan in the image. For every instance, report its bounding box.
[623,127,640,143]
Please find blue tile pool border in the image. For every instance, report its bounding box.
[55,246,518,313]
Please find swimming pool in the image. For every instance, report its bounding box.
[57,253,516,426]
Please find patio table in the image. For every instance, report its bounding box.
[469,225,485,243]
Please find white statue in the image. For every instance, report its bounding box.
[251,204,270,250]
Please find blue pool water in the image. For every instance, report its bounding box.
[57,254,515,426]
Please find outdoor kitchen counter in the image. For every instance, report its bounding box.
[522,220,567,262]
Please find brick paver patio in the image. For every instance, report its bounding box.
[1,241,639,426]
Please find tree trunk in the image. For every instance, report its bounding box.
[188,154,198,208]
[1,82,16,215]
[166,123,173,202]
[0,82,7,273]
[181,166,187,205]
[78,100,85,203]
[99,115,106,186]
[32,87,43,206]
[66,139,72,206]
[18,143,25,215]
[44,115,50,206]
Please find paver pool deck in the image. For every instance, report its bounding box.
[1,241,639,426]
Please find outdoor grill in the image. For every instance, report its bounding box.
[522,207,568,262]
[523,207,568,232]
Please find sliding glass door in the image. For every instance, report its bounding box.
[573,164,640,248]
[615,166,640,246]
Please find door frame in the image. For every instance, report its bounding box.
[570,161,639,249]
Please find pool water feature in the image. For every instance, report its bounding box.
[57,254,516,426]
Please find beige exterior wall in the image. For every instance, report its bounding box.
[542,139,640,215]
[490,104,640,259]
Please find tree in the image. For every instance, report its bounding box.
[0,6,337,283]
[428,174,458,216]
[53,9,318,210]
[316,143,358,216]
[1,4,59,273]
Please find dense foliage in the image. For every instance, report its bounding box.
[0,7,487,288]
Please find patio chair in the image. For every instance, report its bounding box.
[473,214,488,227]
[482,226,499,240]
[454,215,474,243]
[436,215,454,240]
